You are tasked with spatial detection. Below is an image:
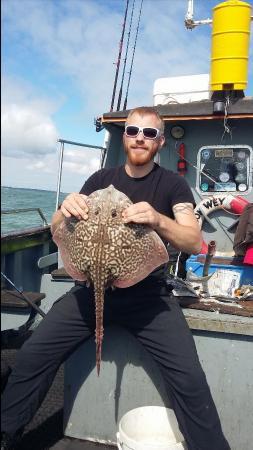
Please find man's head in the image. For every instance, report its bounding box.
[123,106,165,167]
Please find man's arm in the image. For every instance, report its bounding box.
[157,202,202,254]
[122,201,202,255]
[50,193,88,234]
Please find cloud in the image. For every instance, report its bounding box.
[1,77,59,158]
[63,158,100,175]
[27,160,52,172]
[63,148,101,175]
[1,104,58,157]
[1,70,101,191]
[25,146,101,176]
[2,0,122,115]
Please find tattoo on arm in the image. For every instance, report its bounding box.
[172,203,194,215]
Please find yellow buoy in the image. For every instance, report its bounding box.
[210,0,252,91]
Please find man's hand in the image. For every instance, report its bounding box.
[122,202,160,229]
[61,193,89,220]
[122,201,202,254]
[51,193,89,235]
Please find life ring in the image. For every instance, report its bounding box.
[194,194,249,254]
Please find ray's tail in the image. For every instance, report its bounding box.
[94,281,105,376]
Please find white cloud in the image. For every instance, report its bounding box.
[27,160,51,171]
[2,0,122,115]
[63,148,101,175]
[2,104,58,157]
[63,158,100,175]
[1,77,59,158]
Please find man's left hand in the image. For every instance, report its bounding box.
[122,202,160,229]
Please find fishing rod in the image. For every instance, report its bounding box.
[116,0,136,111]
[123,0,143,110]
[110,0,130,112]
[1,272,46,318]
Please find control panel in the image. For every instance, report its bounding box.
[196,145,252,194]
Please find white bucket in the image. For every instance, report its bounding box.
[116,406,186,450]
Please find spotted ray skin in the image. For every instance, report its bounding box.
[53,185,169,375]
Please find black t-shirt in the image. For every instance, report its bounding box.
[79,164,195,281]
[80,163,195,226]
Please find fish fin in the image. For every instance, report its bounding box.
[113,225,169,288]
[52,219,90,281]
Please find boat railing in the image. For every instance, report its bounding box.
[1,208,49,227]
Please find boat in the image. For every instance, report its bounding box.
[1,1,253,449]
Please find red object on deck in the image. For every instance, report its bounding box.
[177,143,187,176]
[230,196,249,215]
[244,244,253,265]
[200,241,208,254]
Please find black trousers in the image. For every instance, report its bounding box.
[1,279,230,450]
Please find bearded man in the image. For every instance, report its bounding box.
[1,107,230,450]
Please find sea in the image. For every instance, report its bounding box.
[1,186,68,234]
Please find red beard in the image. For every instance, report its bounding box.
[124,146,157,166]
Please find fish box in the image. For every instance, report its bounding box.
[186,255,253,296]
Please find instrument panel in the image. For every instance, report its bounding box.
[196,145,252,194]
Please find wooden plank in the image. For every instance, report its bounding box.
[1,290,45,309]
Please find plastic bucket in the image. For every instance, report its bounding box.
[116,406,186,450]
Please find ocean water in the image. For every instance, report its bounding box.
[1,186,68,234]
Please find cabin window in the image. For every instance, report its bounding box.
[196,145,252,194]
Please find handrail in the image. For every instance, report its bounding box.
[55,139,107,211]
[1,208,49,226]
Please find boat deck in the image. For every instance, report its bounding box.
[1,346,115,450]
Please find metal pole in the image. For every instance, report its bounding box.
[55,140,64,211]
[185,0,212,29]
[1,272,46,318]
[58,139,105,151]
[185,0,194,22]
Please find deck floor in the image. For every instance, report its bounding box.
[1,346,115,450]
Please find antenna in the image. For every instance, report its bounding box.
[116,0,136,111]
[123,0,143,110]
[185,0,212,30]
[185,0,194,28]
[110,0,130,112]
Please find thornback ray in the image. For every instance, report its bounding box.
[52,185,169,375]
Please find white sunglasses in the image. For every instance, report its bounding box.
[125,125,161,140]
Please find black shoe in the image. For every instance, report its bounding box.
[1,430,22,450]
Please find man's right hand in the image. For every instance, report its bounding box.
[60,193,89,220]
[51,193,89,235]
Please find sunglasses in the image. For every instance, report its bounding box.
[125,125,161,140]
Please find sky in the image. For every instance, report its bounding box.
[2,0,253,193]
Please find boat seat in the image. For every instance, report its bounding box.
[37,252,58,269]
[1,289,45,310]
[51,268,73,281]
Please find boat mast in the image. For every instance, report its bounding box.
[110,0,130,112]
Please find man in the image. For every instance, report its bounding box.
[1,107,230,450]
